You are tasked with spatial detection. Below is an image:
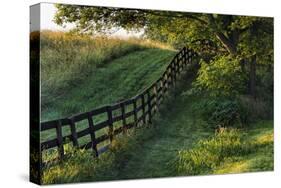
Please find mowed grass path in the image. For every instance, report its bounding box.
[41,48,176,141]
[95,71,215,180]
[96,78,273,180]
[92,70,273,180]
[114,88,212,179]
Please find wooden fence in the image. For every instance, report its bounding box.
[40,47,197,162]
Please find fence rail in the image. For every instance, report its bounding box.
[40,47,198,163]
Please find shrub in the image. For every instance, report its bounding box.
[238,95,272,123]
[192,98,242,128]
[189,95,271,128]
[194,56,246,97]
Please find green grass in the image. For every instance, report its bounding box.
[41,49,176,142]
[176,120,273,175]
[42,48,176,121]
[42,66,212,183]
[42,66,273,184]
[213,121,273,174]
[39,31,273,184]
[39,31,176,142]
[40,31,174,120]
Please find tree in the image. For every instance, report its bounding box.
[54,5,235,54]
[54,4,273,97]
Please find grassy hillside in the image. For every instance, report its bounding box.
[39,31,176,142]
[40,31,175,121]
[40,31,173,109]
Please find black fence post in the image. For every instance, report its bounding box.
[153,84,157,113]
[133,98,138,127]
[121,102,127,133]
[56,120,64,159]
[107,106,114,142]
[141,94,146,125]
[69,117,79,147]
[147,91,152,124]
[159,77,164,104]
[87,112,98,157]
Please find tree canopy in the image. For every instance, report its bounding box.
[54,4,273,98]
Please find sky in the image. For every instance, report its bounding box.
[40,3,74,31]
[39,3,143,38]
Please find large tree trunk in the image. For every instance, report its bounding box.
[249,55,257,99]
[207,14,238,56]
[215,32,237,55]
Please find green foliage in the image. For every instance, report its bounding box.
[238,96,272,123]
[257,65,274,101]
[194,56,246,97]
[190,95,272,129]
[54,5,273,56]
[232,17,273,60]
[192,98,241,128]
[54,5,273,107]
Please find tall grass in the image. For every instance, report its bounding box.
[42,145,114,184]
[176,128,251,175]
[176,121,273,175]
[42,130,138,184]
[38,30,173,108]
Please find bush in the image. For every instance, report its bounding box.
[238,95,272,123]
[176,128,252,175]
[192,98,243,128]
[194,56,246,97]
[190,95,272,128]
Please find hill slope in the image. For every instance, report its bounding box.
[42,48,176,122]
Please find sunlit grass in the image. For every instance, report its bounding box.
[36,30,174,115]
[38,31,176,142]
[42,129,138,184]
[176,120,273,175]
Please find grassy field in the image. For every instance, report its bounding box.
[40,31,174,121]
[38,31,273,185]
[39,31,176,143]
[42,68,273,184]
